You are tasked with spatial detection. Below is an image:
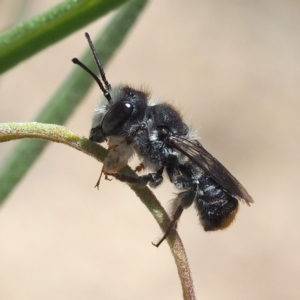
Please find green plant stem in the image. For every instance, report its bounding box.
[0,0,130,74]
[0,122,196,300]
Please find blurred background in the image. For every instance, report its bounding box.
[0,0,300,299]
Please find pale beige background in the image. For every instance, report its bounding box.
[1,1,300,299]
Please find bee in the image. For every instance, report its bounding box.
[72,33,254,247]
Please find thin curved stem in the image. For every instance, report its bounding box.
[0,122,196,300]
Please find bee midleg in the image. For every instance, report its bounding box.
[167,163,198,207]
[107,167,164,188]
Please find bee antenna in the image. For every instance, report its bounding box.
[84,32,112,93]
[71,33,112,103]
[71,58,111,102]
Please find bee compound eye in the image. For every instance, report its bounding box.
[101,102,134,135]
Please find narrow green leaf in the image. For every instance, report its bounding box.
[0,0,130,74]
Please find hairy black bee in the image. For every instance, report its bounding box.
[72,33,254,247]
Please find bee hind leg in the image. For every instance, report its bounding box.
[152,181,198,247]
[152,205,184,247]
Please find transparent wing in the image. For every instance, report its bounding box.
[169,136,254,205]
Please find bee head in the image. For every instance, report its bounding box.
[90,85,148,143]
[72,32,148,143]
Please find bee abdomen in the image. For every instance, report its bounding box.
[195,185,239,231]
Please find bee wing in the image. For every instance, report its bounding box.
[169,136,254,205]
